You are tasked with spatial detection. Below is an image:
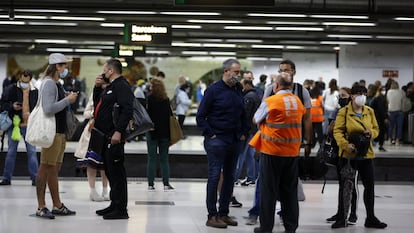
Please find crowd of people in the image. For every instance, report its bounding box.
[0,54,413,231]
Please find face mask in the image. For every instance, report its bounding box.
[338,97,350,108]
[101,73,110,83]
[60,68,68,79]
[227,76,239,87]
[20,82,30,89]
[355,95,366,106]
[381,90,386,96]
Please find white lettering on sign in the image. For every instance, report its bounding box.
[131,34,152,42]
[132,25,168,34]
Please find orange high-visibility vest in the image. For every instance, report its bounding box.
[249,92,305,157]
[311,95,324,123]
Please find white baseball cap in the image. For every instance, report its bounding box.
[48,53,68,65]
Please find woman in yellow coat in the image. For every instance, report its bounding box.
[332,85,387,229]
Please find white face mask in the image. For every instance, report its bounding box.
[381,90,386,96]
[20,82,30,89]
[355,95,366,106]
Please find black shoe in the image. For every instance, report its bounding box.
[230,196,242,208]
[0,179,11,185]
[254,227,272,233]
[326,214,337,222]
[365,217,387,229]
[331,219,348,228]
[379,147,387,152]
[32,180,36,186]
[96,205,115,216]
[347,214,357,225]
[103,210,129,220]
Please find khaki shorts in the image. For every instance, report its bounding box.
[40,133,66,165]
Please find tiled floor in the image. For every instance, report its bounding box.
[0,179,413,233]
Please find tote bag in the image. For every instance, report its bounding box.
[169,115,183,145]
[25,81,56,148]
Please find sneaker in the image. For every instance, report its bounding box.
[219,215,238,226]
[51,203,76,215]
[241,180,255,186]
[206,216,227,228]
[148,186,155,192]
[331,219,348,228]
[31,180,36,186]
[230,196,242,208]
[326,214,337,222]
[90,190,104,202]
[246,215,258,225]
[347,214,358,225]
[0,179,11,186]
[379,146,387,152]
[164,184,175,192]
[36,207,55,219]
[234,179,242,186]
[364,217,387,229]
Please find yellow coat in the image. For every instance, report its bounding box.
[333,103,379,159]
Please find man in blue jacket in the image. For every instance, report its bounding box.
[196,58,249,228]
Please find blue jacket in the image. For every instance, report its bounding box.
[196,79,249,144]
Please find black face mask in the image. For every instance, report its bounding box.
[101,73,110,83]
[338,97,350,108]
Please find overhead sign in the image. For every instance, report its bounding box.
[175,0,274,6]
[127,24,172,45]
[382,70,399,78]
[115,44,146,57]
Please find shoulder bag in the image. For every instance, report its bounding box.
[169,106,183,145]
[0,111,12,131]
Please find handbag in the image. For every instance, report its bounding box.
[25,84,56,148]
[169,109,183,145]
[113,98,154,141]
[0,111,12,131]
[66,108,81,141]
[317,135,339,166]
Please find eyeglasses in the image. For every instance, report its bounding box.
[278,69,294,73]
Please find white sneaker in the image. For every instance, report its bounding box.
[90,190,104,202]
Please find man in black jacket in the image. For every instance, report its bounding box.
[93,59,134,220]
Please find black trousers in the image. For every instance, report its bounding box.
[337,158,376,221]
[260,154,299,232]
[103,143,128,212]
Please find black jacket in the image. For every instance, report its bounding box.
[0,83,38,120]
[93,76,134,137]
[146,95,171,139]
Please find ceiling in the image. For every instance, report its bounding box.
[0,0,414,59]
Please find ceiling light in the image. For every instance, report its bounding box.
[188,56,214,60]
[266,21,319,25]
[75,49,102,53]
[226,39,263,43]
[0,15,48,19]
[246,57,269,61]
[188,39,223,42]
[0,39,32,42]
[203,43,236,48]
[47,48,74,52]
[16,9,68,13]
[182,51,208,55]
[224,26,273,30]
[376,35,414,39]
[247,13,307,18]
[310,15,369,19]
[0,44,11,47]
[209,52,236,55]
[333,47,340,50]
[96,10,156,14]
[87,46,114,49]
[327,34,372,39]
[146,50,170,54]
[323,22,376,26]
[270,58,283,61]
[75,41,115,45]
[252,44,284,49]
[172,42,201,47]
[51,16,105,21]
[100,23,125,27]
[275,27,324,31]
[279,40,319,44]
[394,17,414,21]
[28,22,78,26]
[0,21,25,25]
[187,19,241,24]
[35,39,68,44]
[285,46,305,49]
[172,25,202,29]
[161,12,220,16]
[320,41,358,45]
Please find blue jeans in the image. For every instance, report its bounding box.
[235,134,258,182]
[248,174,261,217]
[323,110,336,135]
[204,137,241,217]
[2,126,38,181]
[388,111,404,140]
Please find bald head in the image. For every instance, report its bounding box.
[273,72,293,93]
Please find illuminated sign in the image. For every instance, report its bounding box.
[382,70,399,78]
[127,24,172,44]
[115,44,146,57]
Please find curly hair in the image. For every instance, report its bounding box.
[150,77,168,100]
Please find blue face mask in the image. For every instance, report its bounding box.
[60,68,68,79]
[20,82,30,89]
